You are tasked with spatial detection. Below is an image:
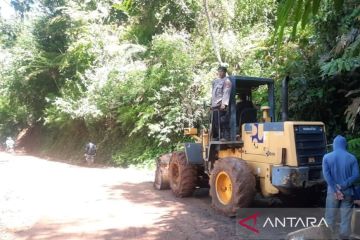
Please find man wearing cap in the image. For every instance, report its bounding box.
[211,66,232,140]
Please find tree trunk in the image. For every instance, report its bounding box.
[203,0,222,64]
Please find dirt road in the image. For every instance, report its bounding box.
[1,152,318,240]
[0,152,239,240]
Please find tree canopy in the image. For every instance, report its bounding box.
[0,0,359,166]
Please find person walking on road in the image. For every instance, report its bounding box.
[5,137,15,153]
[84,142,97,164]
[323,135,360,239]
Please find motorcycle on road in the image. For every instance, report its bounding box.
[84,154,95,164]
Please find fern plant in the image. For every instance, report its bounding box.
[348,137,360,161]
[345,89,360,131]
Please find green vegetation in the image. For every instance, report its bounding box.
[0,0,359,166]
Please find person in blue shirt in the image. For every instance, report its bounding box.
[323,135,360,239]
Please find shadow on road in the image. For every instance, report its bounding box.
[105,181,238,240]
[4,153,325,240]
[13,181,237,240]
[15,222,151,240]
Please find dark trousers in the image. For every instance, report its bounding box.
[212,109,229,139]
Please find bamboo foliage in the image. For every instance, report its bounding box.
[273,0,344,45]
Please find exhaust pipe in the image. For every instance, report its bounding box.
[282,76,290,122]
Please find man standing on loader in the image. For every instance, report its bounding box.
[211,66,232,140]
[323,135,360,239]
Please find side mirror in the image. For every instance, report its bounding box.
[184,128,198,136]
[203,101,210,110]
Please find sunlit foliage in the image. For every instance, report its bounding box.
[0,0,359,165]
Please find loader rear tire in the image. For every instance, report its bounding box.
[169,151,197,197]
[210,157,255,216]
[154,153,171,190]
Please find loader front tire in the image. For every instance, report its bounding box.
[210,157,255,216]
[169,151,197,197]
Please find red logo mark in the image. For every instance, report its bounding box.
[238,212,260,234]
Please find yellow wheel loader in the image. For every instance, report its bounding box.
[154,76,327,216]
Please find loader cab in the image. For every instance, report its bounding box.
[211,76,275,142]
